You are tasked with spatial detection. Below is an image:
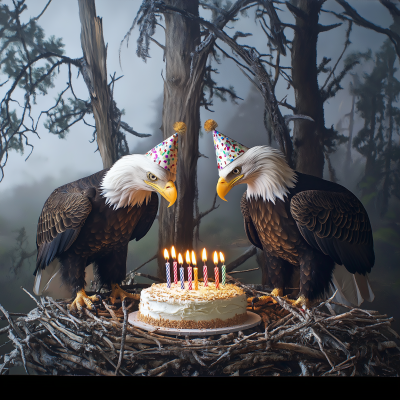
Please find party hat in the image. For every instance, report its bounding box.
[145,122,186,174]
[204,119,249,170]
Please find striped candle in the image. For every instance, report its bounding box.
[188,267,192,290]
[203,265,208,287]
[180,266,184,289]
[173,261,178,285]
[220,252,226,286]
[214,266,219,289]
[171,246,177,285]
[178,253,184,289]
[202,248,208,287]
[186,250,192,290]
[166,262,171,288]
[213,251,219,289]
[164,249,171,289]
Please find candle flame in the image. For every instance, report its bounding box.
[219,251,225,263]
[213,251,218,264]
[186,250,191,264]
[191,251,197,265]
[164,249,169,259]
[178,253,183,264]
[202,248,207,262]
[171,246,176,259]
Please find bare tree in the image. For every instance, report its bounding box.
[0,0,150,182]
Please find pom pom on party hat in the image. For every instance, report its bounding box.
[145,122,186,174]
[204,119,249,170]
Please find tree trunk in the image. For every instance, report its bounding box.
[157,0,201,276]
[78,0,116,169]
[291,0,325,178]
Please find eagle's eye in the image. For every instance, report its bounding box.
[232,167,241,175]
[147,172,158,181]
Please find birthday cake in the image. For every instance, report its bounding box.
[138,282,247,329]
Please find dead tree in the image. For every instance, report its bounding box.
[0,0,149,182]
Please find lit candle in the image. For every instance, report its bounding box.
[213,251,219,289]
[202,248,208,287]
[171,246,178,285]
[220,252,226,286]
[164,249,171,288]
[178,253,184,289]
[192,251,198,290]
[186,250,192,290]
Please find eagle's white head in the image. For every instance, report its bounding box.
[217,146,297,203]
[100,154,177,209]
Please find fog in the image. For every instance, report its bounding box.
[1,0,399,372]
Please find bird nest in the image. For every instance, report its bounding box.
[1,280,400,376]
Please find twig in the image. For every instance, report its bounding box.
[228,267,259,275]
[115,300,128,376]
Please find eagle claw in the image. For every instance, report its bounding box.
[109,283,140,305]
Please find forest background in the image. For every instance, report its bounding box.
[1,0,400,373]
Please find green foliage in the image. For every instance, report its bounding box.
[0,3,65,94]
[1,0,69,181]
[44,96,91,138]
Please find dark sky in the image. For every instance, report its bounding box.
[0,0,399,334]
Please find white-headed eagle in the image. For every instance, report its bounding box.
[33,123,185,312]
[206,119,374,309]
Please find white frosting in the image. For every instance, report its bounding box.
[139,282,247,322]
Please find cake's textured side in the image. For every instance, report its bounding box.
[138,310,248,329]
[138,282,248,329]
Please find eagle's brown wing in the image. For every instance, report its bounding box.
[35,188,93,274]
[240,191,263,249]
[130,192,159,241]
[290,190,374,274]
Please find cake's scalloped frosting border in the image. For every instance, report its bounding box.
[138,311,248,329]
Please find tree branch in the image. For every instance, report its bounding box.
[192,193,219,229]
[336,0,400,58]
[226,245,257,273]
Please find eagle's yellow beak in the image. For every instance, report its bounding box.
[145,180,177,207]
[216,175,244,201]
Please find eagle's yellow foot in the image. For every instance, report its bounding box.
[109,283,140,305]
[271,288,284,297]
[68,289,101,313]
[248,295,275,309]
[286,295,311,309]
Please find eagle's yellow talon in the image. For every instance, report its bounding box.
[68,289,99,313]
[271,288,284,297]
[110,283,140,304]
[286,295,311,309]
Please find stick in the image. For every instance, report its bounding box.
[115,300,128,376]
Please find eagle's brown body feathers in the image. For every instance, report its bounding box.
[34,169,158,294]
[240,172,374,302]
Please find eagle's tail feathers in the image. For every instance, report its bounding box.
[327,264,374,313]
[33,258,62,296]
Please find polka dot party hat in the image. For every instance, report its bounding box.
[204,119,249,170]
[145,122,186,174]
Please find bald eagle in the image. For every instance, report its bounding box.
[216,145,375,309]
[33,154,177,312]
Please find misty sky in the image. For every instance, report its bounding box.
[0,0,398,293]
